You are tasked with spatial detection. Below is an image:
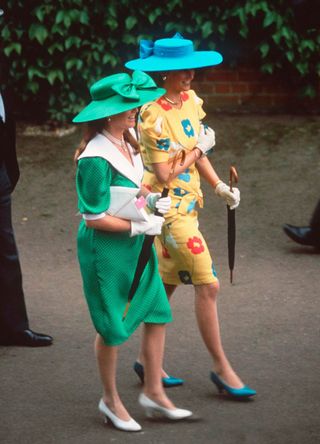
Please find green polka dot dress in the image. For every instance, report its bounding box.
[76,152,172,346]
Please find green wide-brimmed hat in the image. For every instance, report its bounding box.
[125,33,223,72]
[72,71,165,123]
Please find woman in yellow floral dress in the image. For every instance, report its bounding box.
[125,34,256,398]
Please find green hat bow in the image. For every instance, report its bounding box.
[72,70,165,123]
[111,71,157,101]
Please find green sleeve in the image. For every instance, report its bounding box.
[76,157,112,214]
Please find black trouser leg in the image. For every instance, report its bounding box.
[0,192,29,337]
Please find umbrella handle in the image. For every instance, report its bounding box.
[154,149,185,216]
[229,166,238,192]
[168,149,186,183]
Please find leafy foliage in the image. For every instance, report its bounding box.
[221,0,320,98]
[1,0,319,122]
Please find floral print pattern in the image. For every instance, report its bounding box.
[156,98,172,111]
[178,270,193,284]
[165,232,178,249]
[181,92,189,102]
[181,119,194,138]
[173,187,189,197]
[187,199,196,213]
[211,264,218,278]
[139,89,218,286]
[186,236,205,254]
[178,169,191,183]
[156,138,170,151]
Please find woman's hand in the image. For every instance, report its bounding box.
[196,124,216,155]
[215,181,240,210]
[151,124,217,184]
[146,192,172,214]
[130,214,165,237]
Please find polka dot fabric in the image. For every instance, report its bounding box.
[77,157,111,215]
[76,157,172,346]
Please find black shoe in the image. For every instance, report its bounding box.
[0,329,53,347]
[283,224,320,248]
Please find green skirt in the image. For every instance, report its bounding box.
[77,220,172,346]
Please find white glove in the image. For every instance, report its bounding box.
[146,193,172,214]
[130,214,164,237]
[215,181,240,210]
[196,124,216,155]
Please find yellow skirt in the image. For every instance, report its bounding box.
[155,210,218,286]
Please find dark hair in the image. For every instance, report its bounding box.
[123,128,140,154]
[74,118,105,161]
[74,118,140,162]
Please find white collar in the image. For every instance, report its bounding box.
[78,131,143,186]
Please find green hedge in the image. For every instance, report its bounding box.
[1,0,319,122]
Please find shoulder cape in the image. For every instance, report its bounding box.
[78,128,143,187]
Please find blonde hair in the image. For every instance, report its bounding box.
[74,118,140,162]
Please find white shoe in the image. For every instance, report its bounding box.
[138,393,192,420]
[98,399,142,432]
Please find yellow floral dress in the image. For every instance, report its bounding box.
[138,90,218,286]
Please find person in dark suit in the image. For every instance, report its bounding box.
[283,201,320,249]
[0,9,52,346]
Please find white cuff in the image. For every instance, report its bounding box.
[82,212,106,221]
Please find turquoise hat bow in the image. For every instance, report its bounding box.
[140,33,185,59]
[140,40,154,59]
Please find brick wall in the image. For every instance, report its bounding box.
[193,65,320,114]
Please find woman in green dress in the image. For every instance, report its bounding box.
[73,71,192,432]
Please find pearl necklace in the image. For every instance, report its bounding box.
[103,129,126,150]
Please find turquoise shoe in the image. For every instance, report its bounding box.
[133,361,184,388]
[210,371,256,399]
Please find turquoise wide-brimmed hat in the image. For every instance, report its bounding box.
[125,33,223,72]
[73,71,165,123]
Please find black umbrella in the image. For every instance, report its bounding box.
[227,166,239,284]
[122,150,186,320]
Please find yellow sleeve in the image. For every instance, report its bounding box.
[189,90,206,122]
[139,102,171,164]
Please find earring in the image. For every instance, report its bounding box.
[107,117,111,122]
[162,76,167,81]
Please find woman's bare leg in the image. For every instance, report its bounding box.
[194,282,243,388]
[95,334,131,420]
[141,323,175,408]
[137,284,177,378]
